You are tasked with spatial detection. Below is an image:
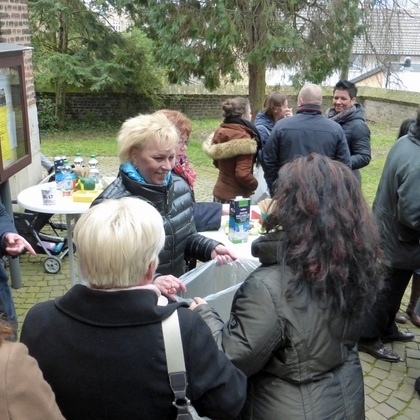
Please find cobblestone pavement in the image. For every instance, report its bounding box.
[11,157,420,418]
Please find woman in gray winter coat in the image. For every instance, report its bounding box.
[192,154,384,419]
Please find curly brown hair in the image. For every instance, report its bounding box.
[264,153,385,318]
[0,319,15,344]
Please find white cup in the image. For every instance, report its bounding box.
[41,186,57,205]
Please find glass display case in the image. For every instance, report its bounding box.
[0,43,32,183]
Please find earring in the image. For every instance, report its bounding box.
[132,160,138,168]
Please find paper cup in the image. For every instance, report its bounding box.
[41,186,57,205]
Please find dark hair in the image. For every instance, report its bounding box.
[334,80,357,99]
[0,319,15,344]
[263,92,287,121]
[396,117,415,140]
[222,97,249,118]
[264,153,384,318]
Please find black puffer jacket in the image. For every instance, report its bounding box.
[327,103,371,181]
[196,231,365,419]
[92,172,220,277]
[372,123,420,269]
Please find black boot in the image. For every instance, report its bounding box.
[406,272,420,327]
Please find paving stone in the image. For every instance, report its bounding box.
[386,395,410,411]
[381,378,403,390]
[407,397,420,410]
[407,358,420,369]
[375,385,393,396]
[392,390,415,403]
[370,391,389,404]
[407,368,420,379]
[371,368,392,380]
[365,408,387,419]
[375,402,399,418]
[365,395,377,409]
[365,376,382,389]
[402,407,420,419]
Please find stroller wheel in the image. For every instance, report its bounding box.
[44,256,62,274]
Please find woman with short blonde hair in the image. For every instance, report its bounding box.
[92,111,236,299]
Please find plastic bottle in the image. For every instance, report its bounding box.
[61,161,74,197]
[73,153,84,168]
[55,165,64,191]
[88,154,100,187]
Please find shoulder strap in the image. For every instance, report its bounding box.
[162,310,186,373]
[162,311,192,419]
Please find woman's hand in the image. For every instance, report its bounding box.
[210,244,237,264]
[189,297,207,311]
[153,275,186,301]
[284,107,293,118]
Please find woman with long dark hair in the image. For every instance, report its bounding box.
[192,153,384,419]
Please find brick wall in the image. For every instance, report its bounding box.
[39,90,419,126]
[0,0,41,197]
[0,0,35,106]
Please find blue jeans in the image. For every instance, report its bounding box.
[0,259,17,332]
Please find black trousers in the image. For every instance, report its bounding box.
[360,267,413,341]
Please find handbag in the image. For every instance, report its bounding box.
[162,310,210,420]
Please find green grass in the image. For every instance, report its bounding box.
[360,122,398,205]
[41,118,398,207]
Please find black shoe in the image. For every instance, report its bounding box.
[381,330,415,343]
[358,340,400,362]
[415,377,420,396]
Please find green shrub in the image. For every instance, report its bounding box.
[37,97,58,131]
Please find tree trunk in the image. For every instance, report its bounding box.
[55,80,66,130]
[248,62,266,124]
[55,10,68,129]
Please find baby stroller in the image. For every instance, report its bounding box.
[13,211,71,274]
[13,172,72,274]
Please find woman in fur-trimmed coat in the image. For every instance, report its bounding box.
[203,97,260,203]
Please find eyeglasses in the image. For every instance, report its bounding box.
[179,138,190,148]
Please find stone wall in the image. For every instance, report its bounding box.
[40,86,420,126]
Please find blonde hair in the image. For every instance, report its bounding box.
[74,198,165,289]
[118,111,179,163]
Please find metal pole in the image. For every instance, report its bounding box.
[0,180,22,288]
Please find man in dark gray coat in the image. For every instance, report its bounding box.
[358,108,420,362]
[262,83,351,195]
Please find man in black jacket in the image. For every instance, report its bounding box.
[0,202,35,332]
[325,80,371,182]
[262,83,351,195]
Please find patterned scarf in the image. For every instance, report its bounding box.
[325,105,356,123]
[172,154,197,189]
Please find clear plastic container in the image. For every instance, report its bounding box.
[73,153,84,167]
[62,162,74,197]
[88,154,100,185]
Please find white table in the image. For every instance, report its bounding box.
[17,182,92,285]
[201,214,261,261]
